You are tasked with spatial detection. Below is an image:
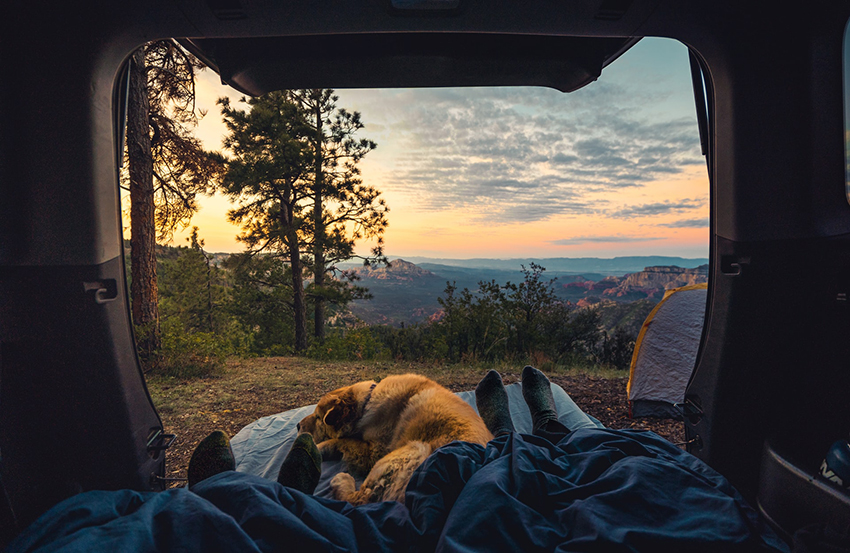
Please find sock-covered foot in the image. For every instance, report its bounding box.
[277,433,322,495]
[521,365,560,434]
[188,430,235,488]
[475,370,515,436]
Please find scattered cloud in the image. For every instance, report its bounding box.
[354,82,703,223]
[186,38,710,256]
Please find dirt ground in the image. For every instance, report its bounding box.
[546,373,685,441]
[146,358,685,483]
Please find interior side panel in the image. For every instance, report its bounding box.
[680,4,850,515]
[0,3,197,531]
[0,258,165,529]
[687,236,850,501]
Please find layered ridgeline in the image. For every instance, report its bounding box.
[142,243,707,329]
[343,257,708,326]
[138,244,707,366]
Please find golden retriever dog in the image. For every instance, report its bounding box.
[297,373,492,504]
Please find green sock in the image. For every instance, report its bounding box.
[187,430,235,488]
[521,366,559,434]
[475,370,515,436]
[277,433,322,495]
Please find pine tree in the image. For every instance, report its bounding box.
[287,89,388,341]
[218,90,388,352]
[218,92,312,351]
[223,252,296,355]
[126,47,158,356]
[125,40,222,358]
[158,227,224,334]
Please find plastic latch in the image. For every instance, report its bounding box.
[675,398,704,425]
[146,429,177,453]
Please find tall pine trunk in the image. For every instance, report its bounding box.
[127,47,160,358]
[283,207,308,352]
[312,97,326,341]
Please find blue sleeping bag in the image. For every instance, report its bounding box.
[8,428,788,552]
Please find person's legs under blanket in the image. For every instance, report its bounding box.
[183,431,419,551]
[9,430,428,553]
[467,367,787,550]
[425,430,789,552]
[191,471,419,552]
[7,471,423,553]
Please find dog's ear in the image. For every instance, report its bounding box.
[322,394,357,429]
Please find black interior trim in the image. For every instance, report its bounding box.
[182,33,639,95]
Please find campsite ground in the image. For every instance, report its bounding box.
[146,357,686,483]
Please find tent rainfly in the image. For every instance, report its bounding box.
[627,283,707,419]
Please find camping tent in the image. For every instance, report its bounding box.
[627,283,707,419]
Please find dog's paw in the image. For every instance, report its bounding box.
[330,472,357,501]
[317,439,342,461]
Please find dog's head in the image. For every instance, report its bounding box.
[298,380,376,442]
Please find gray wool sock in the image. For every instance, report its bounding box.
[521,365,559,434]
[475,370,515,437]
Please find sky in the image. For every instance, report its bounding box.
[157,37,710,259]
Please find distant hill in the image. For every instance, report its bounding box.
[356,259,440,281]
[347,258,606,325]
[346,260,447,325]
[395,256,709,275]
[416,263,606,287]
[138,244,709,326]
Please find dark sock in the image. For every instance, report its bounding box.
[187,430,235,489]
[475,370,515,436]
[521,365,563,434]
[277,433,322,495]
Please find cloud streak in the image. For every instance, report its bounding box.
[609,199,705,219]
[659,218,710,228]
[550,235,664,246]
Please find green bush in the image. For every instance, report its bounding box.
[144,319,233,378]
[306,327,389,361]
[370,323,449,361]
[594,327,636,371]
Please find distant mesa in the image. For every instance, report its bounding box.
[569,265,708,305]
[616,265,707,290]
[354,259,439,281]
